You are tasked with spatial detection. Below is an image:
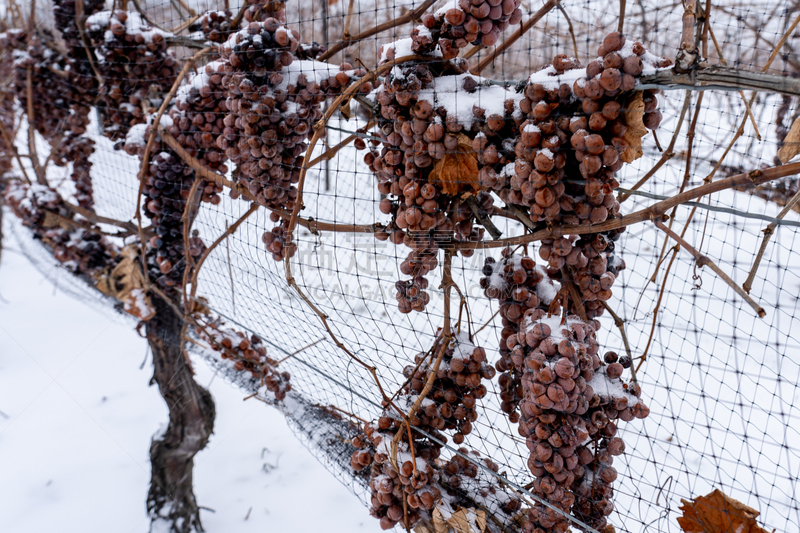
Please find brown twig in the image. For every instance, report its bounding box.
[742,188,800,294]
[471,0,559,75]
[317,0,435,62]
[456,162,800,250]
[64,201,140,235]
[189,202,258,299]
[598,300,635,382]
[276,338,325,365]
[654,219,765,317]
[74,0,104,86]
[618,0,626,33]
[25,69,45,185]
[560,266,588,323]
[129,0,168,33]
[170,13,201,34]
[307,120,376,168]
[343,0,356,40]
[706,22,760,139]
[0,108,32,185]
[557,2,579,60]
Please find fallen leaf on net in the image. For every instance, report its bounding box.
[677,488,769,533]
[621,92,648,164]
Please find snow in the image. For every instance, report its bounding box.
[0,224,382,533]
[534,265,560,304]
[86,11,171,43]
[585,366,640,404]
[416,74,524,131]
[528,65,587,90]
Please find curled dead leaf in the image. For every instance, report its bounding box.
[429,133,481,196]
[432,505,487,533]
[94,245,155,321]
[621,92,648,164]
[677,489,768,533]
[778,116,800,164]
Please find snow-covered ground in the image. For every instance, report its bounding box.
[0,234,382,533]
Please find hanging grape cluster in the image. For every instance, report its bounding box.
[351,416,444,530]
[481,248,562,422]
[402,331,495,445]
[86,10,178,141]
[413,0,523,55]
[198,9,235,43]
[217,19,357,260]
[368,41,526,312]
[195,317,291,401]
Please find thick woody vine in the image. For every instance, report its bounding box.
[0,1,795,533]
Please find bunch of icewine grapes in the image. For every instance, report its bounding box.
[165,60,229,205]
[53,0,104,106]
[0,39,16,178]
[413,0,523,55]
[571,350,647,530]
[195,317,291,400]
[243,0,286,23]
[351,416,443,530]
[59,136,96,209]
[480,247,561,422]
[3,182,117,276]
[367,41,526,312]
[138,146,203,291]
[85,10,178,141]
[198,9,235,43]
[440,448,522,518]
[217,19,358,260]
[2,29,72,141]
[402,331,494,444]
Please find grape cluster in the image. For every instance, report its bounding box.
[351,417,443,530]
[480,248,561,422]
[243,0,286,24]
[165,60,230,205]
[441,448,523,520]
[402,331,495,444]
[571,351,648,529]
[3,29,72,141]
[199,9,235,43]
[0,37,16,178]
[414,0,523,55]
[60,136,96,209]
[86,10,179,141]
[367,54,525,311]
[3,182,117,277]
[217,19,356,260]
[139,147,202,291]
[195,317,291,400]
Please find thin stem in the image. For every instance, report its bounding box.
[654,219,765,317]
[317,0,436,62]
[742,188,800,293]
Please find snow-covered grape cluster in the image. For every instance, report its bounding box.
[217,19,358,260]
[86,10,178,141]
[414,0,523,55]
[402,331,495,445]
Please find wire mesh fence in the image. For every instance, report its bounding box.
[2,0,800,532]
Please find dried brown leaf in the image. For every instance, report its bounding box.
[778,116,800,164]
[432,506,487,533]
[429,133,481,196]
[621,92,648,164]
[94,245,155,321]
[677,489,768,533]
